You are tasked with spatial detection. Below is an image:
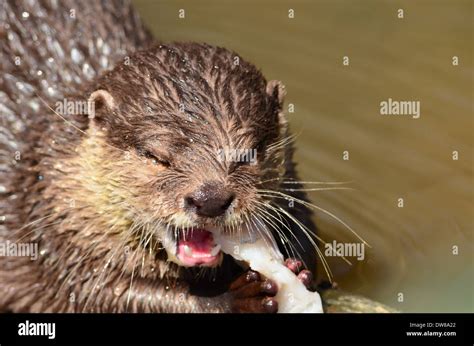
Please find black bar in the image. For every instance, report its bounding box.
[0,313,471,345]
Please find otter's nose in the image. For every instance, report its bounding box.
[185,182,235,218]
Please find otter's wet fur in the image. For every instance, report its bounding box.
[0,0,317,312]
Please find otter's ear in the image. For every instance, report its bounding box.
[266,80,288,133]
[266,80,286,111]
[87,89,115,121]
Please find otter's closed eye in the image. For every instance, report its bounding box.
[140,149,171,167]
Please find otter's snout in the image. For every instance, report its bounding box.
[184,181,235,218]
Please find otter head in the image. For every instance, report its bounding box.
[84,43,290,268]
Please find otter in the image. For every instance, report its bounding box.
[0,0,318,312]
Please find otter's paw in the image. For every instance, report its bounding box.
[228,270,278,313]
[228,259,313,313]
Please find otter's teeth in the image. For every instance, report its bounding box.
[183,245,193,257]
[210,244,221,257]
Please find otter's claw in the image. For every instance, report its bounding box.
[284,258,313,289]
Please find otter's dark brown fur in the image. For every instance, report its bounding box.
[0,0,317,312]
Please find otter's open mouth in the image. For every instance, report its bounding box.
[176,229,223,267]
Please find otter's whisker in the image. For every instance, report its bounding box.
[281,180,354,185]
[252,209,303,267]
[11,208,74,239]
[255,200,353,266]
[251,203,302,262]
[281,187,355,192]
[14,218,65,244]
[257,189,371,248]
[267,202,334,281]
[266,132,299,153]
[245,213,277,256]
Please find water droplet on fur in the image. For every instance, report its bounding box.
[165,286,170,291]
[82,63,94,80]
[0,185,6,193]
[22,11,30,18]
[71,48,83,64]
[102,43,111,55]
[99,56,108,69]
[16,82,25,91]
[37,174,44,181]
[0,215,6,223]
[36,70,43,76]
[40,249,47,255]
[29,100,39,113]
